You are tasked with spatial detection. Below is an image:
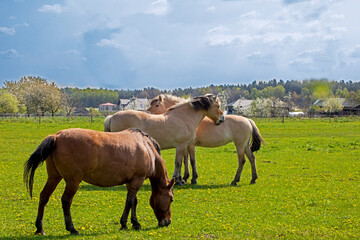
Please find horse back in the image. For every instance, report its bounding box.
[52,128,156,187]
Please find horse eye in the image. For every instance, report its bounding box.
[156,105,160,107]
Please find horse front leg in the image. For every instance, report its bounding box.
[130,196,141,230]
[35,177,62,235]
[188,144,198,184]
[61,180,80,235]
[120,179,143,230]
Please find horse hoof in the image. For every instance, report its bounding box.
[250,180,256,184]
[191,179,197,185]
[70,229,79,235]
[183,175,190,182]
[35,230,45,235]
[120,225,128,230]
[230,181,237,186]
[174,181,184,186]
[133,224,141,230]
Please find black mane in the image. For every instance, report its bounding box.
[129,129,161,155]
[190,94,217,111]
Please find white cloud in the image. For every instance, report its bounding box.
[0,49,21,59]
[96,38,121,48]
[207,26,227,33]
[145,0,171,16]
[14,22,29,27]
[38,4,66,14]
[241,10,258,18]
[330,14,345,19]
[66,50,81,55]
[205,6,216,12]
[349,45,360,59]
[206,33,252,47]
[0,27,15,35]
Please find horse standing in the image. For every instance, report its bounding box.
[104,94,224,185]
[24,128,175,235]
[147,94,263,185]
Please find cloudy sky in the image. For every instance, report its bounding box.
[1,0,359,89]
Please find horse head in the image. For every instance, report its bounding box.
[147,94,185,114]
[191,94,224,125]
[147,94,168,114]
[150,178,175,227]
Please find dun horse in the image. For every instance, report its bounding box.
[104,94,224,185]
[147,94,263,185]
[24,128,175,235]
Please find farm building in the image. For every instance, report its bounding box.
[100,97,150,112]
[227,99,253,114]
[122,97,150,111]
[99,103,118,112]
[311,98,360,115]
[118,99,131,110]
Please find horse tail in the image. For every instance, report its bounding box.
[104,115,112,132]
[23,135,56,198]
[248,119,263,152]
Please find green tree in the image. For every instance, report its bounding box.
[0,90,19,113]
[4,76,62,115]
[322,98,344,114]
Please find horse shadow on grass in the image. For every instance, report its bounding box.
[79,182,249,192]
[1,232,103,240]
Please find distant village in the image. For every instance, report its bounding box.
[1,77,360,117]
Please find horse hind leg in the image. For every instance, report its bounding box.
[188,144,198,185]
[231,147,246,186]
[61,180,81,235]
[35,177,62,235]
[245,147,258,184]
[183,154,190,183]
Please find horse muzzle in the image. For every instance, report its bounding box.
[215,114,225,125]
[158,218,171,227]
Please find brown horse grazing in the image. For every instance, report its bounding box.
[23,128,175,235]
[147,94,264,185]
[104,94,224,185]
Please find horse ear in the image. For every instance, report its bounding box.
[168,178,175,189]
[159,94,164,102]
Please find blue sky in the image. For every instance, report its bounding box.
[1,0,360,89]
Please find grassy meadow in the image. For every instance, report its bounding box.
[0,116,359,239]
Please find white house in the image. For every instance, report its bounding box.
[227,99,253,114]
[123,97,150,111]
[99,103,118,112]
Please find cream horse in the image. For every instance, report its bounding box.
[147,94,263,185]
[104,94,224,185]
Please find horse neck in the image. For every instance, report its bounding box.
[149,155,169,191]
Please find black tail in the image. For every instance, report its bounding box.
[248,119,263,152]
[23,135,56,198]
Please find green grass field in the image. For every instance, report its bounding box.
[0,116,359,239]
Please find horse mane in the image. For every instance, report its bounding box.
[129,129,161,155]
[150,94,185,105]
[190,94,217,111]
[163,94,185,104]
[167,94,217,112]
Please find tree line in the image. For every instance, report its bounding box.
[1,76,360,116]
